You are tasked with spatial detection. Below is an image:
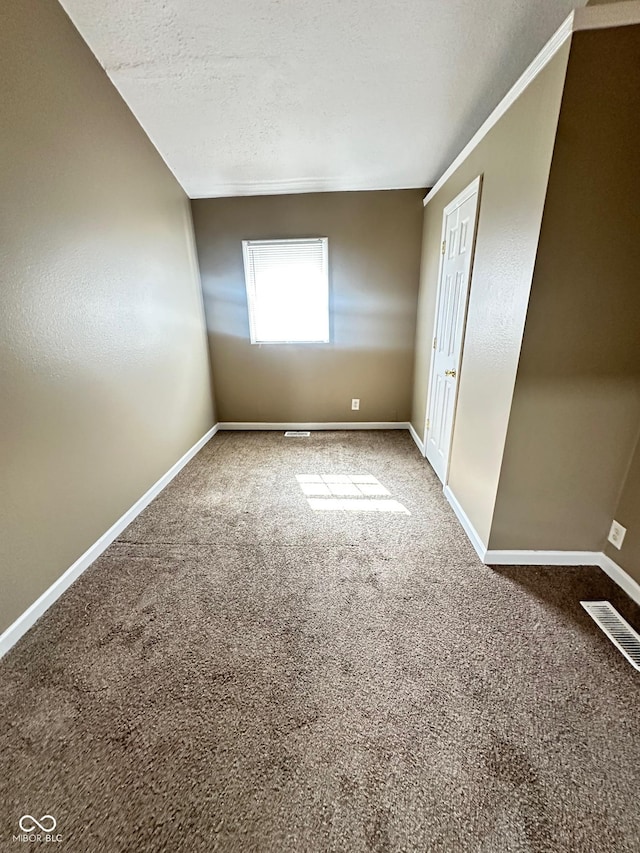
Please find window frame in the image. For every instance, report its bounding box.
[241,237,330,345]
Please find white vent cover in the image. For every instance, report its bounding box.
[581,600,640,671]
[284,431,311,437]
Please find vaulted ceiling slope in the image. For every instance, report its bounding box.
[58,0,584,198]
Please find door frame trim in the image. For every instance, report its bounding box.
[423,174,483,483]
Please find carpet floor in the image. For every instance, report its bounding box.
[1,430,639,852]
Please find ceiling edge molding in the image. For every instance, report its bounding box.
[424,1,640,207]
[423,12,575,206]
[190,179,426,199]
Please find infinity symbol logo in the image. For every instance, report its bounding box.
[19,815,57,833]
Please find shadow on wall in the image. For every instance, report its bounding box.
[0,328,213,633]
[191,190,425,424]
[207,334,412,423]
[201,254,417,351]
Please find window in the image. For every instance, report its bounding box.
[242,238,329,344]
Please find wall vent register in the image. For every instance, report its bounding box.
[581,600,640,671]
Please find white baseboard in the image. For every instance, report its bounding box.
[218,421,409,431]
[484,549,602,566]
[408,422,425,455]
[6,422,637,659]
[485,551,640,607]
[443,485,488,561]
[443,484,640,607]
[598,553,640,608]
[0,423,220,659]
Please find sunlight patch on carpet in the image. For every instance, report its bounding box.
[296,474,409,514]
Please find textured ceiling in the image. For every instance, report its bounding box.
[58,0,584,198]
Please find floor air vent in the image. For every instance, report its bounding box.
[581,600,640,671]
[284,431,311,437]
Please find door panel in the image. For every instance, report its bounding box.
[425,178,481,483]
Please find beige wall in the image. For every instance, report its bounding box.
[411,45,570,544]
[490,26,640,551]
[605,434,640,583]
[192,191,424,423]
[0,0,215,632]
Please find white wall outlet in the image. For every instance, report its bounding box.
[351,398,360,411]
[608,520,627,550]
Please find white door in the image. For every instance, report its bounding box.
[424,176,481,483]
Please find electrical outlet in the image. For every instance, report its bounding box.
[351,398,360,411]
[608,520,627,550]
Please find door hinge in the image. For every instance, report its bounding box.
[432,336,437,350]
[426,418,430,430]
[442,240,446,255]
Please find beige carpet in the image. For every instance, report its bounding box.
[1,430,639,852]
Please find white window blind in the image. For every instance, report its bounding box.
[242,238,329,344]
